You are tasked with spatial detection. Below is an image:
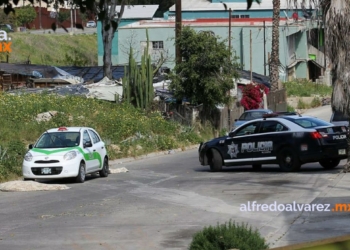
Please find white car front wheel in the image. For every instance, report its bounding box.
[75,162,86,183]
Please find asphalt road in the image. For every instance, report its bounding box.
[1,105,348,250]
[0,147,348,250]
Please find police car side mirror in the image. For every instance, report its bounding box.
[84,141,92,148]
[28,144,33,149]
[228,132,235,137]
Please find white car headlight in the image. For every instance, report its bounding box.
[24,152,33,162]
[64,151,77,161]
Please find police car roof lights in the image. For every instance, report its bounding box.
[262,113,279,118]
[57,127,68,131]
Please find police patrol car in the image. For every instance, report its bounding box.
[198,114,348,172]
[22,127,109,183]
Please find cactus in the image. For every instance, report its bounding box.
[122,29,154,109]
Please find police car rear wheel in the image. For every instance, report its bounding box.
[278,148,301,172]
[99,158,109,177]
[209,149,222,172]
[75,162,86,183]
[319,159,340,169]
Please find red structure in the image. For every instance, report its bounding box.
[28,7,95,30]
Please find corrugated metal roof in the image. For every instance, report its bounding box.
[169,0,315,11]
[0,63,125,83]
[115,5,159,19]
[59,66,124,82]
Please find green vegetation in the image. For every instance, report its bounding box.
[297,99,308,109]
[283,79,332,97]
[0,93,213,182]
[310,96,322,108]
[189,220,269,250]
[169,26,239,112]
[123,30,154,109]
[15,5,37,27]
[3,33,97,66]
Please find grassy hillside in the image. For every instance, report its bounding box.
[2,33,98,66]
[0,93,213,182]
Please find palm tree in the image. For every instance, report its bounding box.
[318,0,350,168]
[270,0,281,92]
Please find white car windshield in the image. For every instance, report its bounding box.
[35,132,80,148]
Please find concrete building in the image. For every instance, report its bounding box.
[97,5,159,66]
[97,1,325,82]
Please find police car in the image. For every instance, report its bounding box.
[198,114,348,172]
[22,127,109,183]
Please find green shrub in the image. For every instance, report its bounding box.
[283,80,332,97]
[189,220,269,250]
[310,97,322,108]
[297,99,308,109]
[287,104,295,112]
[0,144,23,182]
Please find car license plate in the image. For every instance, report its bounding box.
[339,149,346,155]
[41,168,51,174]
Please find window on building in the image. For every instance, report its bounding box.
[152,41,164,50]
[199,30,215,36]
[240,15,250,18]
[231,15,240,18]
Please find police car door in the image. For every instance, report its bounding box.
[252,120,287,162]
[82,130,99,171]
[225,121,260,165]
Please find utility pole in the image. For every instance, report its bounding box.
[250,29,252,82]
[228,8,232,59]
[70,2,73,33]
[39,0,42,29]
[175,0,182,70]
[227,8,232,130]
[74,4,77,28]
[263,21,266,76]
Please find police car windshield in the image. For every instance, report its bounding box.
[35,132,80,148]
[284,117,332,128]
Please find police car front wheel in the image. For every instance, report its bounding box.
[209,149,222,172]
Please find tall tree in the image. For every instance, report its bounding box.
[318,0,350,167]
[169,27,239,117]
[15,4,36,27]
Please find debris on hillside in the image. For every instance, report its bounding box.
[110,167,129,174]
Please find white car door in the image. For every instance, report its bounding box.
[88,129,106,170]
[82,130,99,172]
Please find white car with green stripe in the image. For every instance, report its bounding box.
[22,127,109,183]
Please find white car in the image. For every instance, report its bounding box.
[22,127,109,183]
[86,21,96,28]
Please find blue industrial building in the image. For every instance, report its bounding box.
[97,1,325,82]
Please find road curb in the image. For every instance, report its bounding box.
[109,144,199,167]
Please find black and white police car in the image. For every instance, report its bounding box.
[198,113,348,172]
